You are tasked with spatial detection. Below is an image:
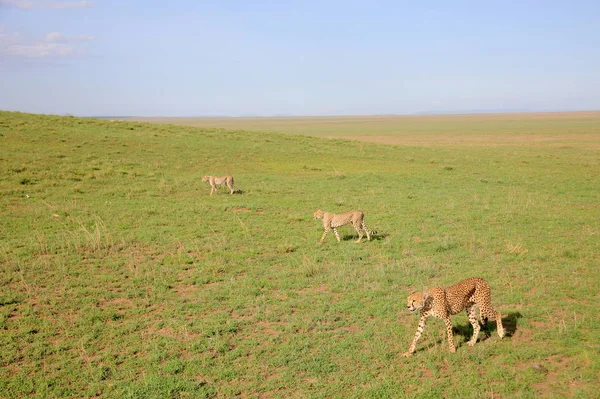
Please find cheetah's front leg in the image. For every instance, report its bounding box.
[403,314,428,357]
[333,228,341,242]
[319,229,330,244]
[444,317,456,353]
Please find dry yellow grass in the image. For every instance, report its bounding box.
[128,111,600,148]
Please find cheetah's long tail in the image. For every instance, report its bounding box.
[361,221,378,237]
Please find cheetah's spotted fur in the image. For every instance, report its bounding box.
[202,175,235,195]
[313,209,373,244]
[403,277,505,356]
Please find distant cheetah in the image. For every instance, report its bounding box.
[313,209,374,243]
[403,277,505,356]
[202,175,234,195]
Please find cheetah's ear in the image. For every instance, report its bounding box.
[422,292,432,304]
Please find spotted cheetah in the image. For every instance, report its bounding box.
[202,175,234,195]
[313,209,374,244]
[403,277,505,356]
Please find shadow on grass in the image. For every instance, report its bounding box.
[370,232,388,241]
[340,232,388,242]
[500,311,522,337]
[453,311,522,342]
[405,311,522,354]
[205,189,244,195]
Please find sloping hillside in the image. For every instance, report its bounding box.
[0,111,598,398]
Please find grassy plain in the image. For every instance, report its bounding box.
[131,111,600,148]
[1,110,599,398]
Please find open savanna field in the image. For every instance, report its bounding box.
[131,111,600,148]
[1,110,599,398]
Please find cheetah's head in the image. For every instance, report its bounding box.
[313,210,324,220]
[201,176,210,182]
[406,292,426,312]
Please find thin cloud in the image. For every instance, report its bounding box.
[44,31,65,42]
[0,26,22,46]
[44,31,95,42]
[0,28,95,58]
[0,0,93,9]
[9,42,74,57]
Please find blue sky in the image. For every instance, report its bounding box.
[0,0,599,116]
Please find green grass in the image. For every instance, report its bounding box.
[1,110,599,398]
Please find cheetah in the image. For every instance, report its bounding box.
[313,209,374,244]
[201,175,235,195]
[403,277,505,356]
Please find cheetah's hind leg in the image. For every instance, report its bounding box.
[353,222,363,243]
[495,310,505,338]
[481,306,505,339]
[362,221,372,241]
[466,304,481,346]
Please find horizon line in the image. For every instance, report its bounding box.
[97,109,600,119]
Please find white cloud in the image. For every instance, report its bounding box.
[0,26,22,46]
[0,0,93,9]
[0,28,95,58]
[44,31,66,42]
[44,31,95,42]
[9,42,74,57]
